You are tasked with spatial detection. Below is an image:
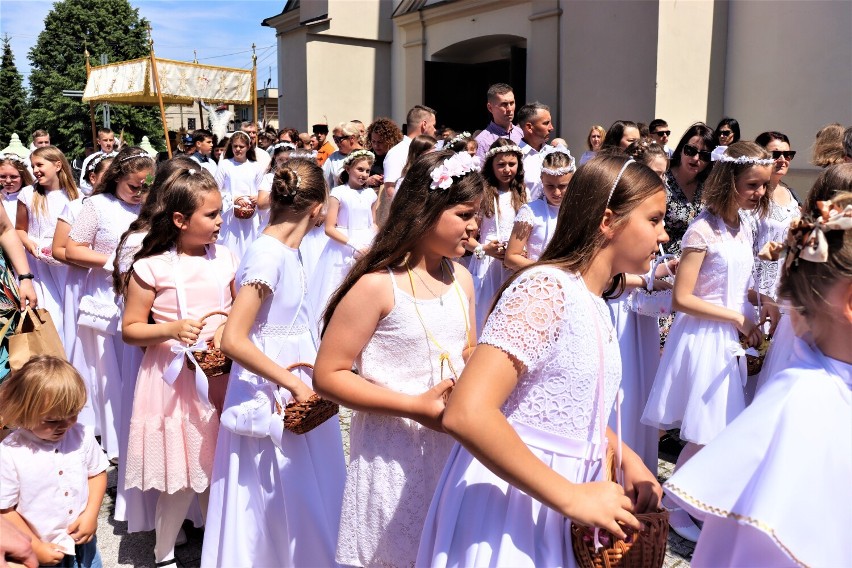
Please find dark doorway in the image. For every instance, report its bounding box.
[425,43,526,134]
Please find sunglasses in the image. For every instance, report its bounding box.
[653,130,671,137]
[718,130,733,137]
[682,144,711,162]
[333,135,350,144]
[771,150,796,161]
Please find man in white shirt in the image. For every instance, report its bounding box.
[377,105,436,222]
[188,129,217,176]
[516,102,554,193]
[79,128,116,194]
[241,121,271,170]
[473,83,524,161]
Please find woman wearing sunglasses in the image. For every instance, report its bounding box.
[754,131,799,300]
[664,123,716,256]
[322,121,365,189]
[714,118,740,147]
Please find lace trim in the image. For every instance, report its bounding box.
[256,322,309,337]
[666,481,807,567]
[241,277,274,291]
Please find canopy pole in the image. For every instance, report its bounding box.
[252,43,258,129]
[194,50,205,131]
[148,25,171,158]
[85,47,97,148]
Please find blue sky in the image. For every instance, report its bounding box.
[0,0,280,90]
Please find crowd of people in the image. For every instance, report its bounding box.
[0,80,850,568]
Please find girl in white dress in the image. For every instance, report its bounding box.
[642,141,777,541]
[504,145,575,270]
[312,149,378,315]
[214,131,265,258]
[0,153,31,223]
[202,159,346,567]
[666,193,852,567]
[314,149,481,568]
[417,155,665,568]
[64,148,152,460]
[15,145,80,351]
[465,138,528,333]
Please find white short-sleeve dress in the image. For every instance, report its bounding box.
[214,158,265,258]
[418,266,621,568]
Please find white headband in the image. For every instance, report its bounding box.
[447,131,472,147]
[0,153,25,164]
[343,149,375,166]
[606,159,634,209]
[710,146,775,166]
[539,145,576,175]
[484,143,523,160]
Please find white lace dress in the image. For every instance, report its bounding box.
[17,185,75,351]
[513,198,559,262]
[469,189,522,333]
[310,184,377,316]
[214,157,265,258]
[642,210,756,445]
[418,266,621,568]
[337,268,468,568]
[203,235,345,567]
[68,193,141,459]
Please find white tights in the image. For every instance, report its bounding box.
[154,489,208,563]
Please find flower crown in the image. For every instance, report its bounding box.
[447,131,472,147]
[87,152,115,172]
[759,199,852,266]
[429,152,481,191]
[343,149,375,166]
[539,144,576,175]
[710,146,775,166]
[0,152,25,164]
[484,142,523,160]
[272,142,296,152]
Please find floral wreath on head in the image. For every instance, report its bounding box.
[429,152,481,191]
[87,152,118,172]
[539,144,576,176]
[710,146,775,166]
[342,149,375,167]
[483,140,523,161]
[447,131,472,147]
[0,153,25,165]
[271,142,296,152]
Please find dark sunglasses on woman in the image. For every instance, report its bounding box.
[683,144,712,162]
[771,150,796,161]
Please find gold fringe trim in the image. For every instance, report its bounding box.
[666,481,809,567]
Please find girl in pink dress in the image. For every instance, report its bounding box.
[120,165,238,567]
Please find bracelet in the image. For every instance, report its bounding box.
[17,273,34,281]
[473,245,485,260]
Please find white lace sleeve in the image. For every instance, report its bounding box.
[239,249,281,293]
[514,203,535,227]
[681,218,712,252]
[68,198,100,245]
[479,268,566,369]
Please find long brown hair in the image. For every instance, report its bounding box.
[322,150,485,332]
[93,146,155,197]
[481,138,526,217]
[702,141,772,220]
[492,155,666,308]
[30,146,78,216]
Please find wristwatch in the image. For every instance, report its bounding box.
[17,273,34,281]
[473,245,485,260]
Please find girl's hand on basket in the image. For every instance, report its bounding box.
[759,296,780,335]
[620,452,662,513]
[171,318,205,345]
[410,378,455,432]
[288,381,316,404]
[564,481,639,540]
[736,315,762,348]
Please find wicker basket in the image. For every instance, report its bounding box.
[233,196,256,219]
[739,333,771,376]
[571,449,669,568]
[188,311,232,378]
[276,362,339,435]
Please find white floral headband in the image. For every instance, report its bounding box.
[447,131,471,147]
[484,143,523,160]
[710,146,775,166]
[539,145,576,175]
[118,151,148,163]
[343,149,375,166]
[87,153,114,172]
[430,152,481,191]
[272,142,296,152]
[0,153,25,164]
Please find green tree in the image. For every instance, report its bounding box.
[27,0,163,158]
[0,35,29,146]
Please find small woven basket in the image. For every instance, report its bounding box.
[571,450,669,568]
[233,197,256,219]
[188,311,232,378]
[276,363,339,435]
[739,334,771,376]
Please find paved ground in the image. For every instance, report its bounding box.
[96,410,694,567]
